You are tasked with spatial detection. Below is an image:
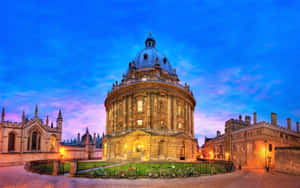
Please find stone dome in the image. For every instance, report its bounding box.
[133,33,173,73]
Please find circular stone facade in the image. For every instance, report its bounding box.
[103,34,197,161]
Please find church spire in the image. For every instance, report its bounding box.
[35,105,38,118]
[46,115,49,126]
[57,109,63,120]
[1,108,5,122]
[22,111,25,123]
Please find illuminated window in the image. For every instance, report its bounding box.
[104,143,107,156]
[178,122,182,129]
[136,144,143,152]
[137,100,143,112]
[137,120,143,126]
[109,110,112,120]
[178,106,182,116]
[50,135,56,152]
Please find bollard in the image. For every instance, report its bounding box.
[69,160,78,177]
[52,160,60,176]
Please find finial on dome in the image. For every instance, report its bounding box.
[145,33,156,48]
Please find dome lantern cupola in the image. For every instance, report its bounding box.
[145,32,156,48]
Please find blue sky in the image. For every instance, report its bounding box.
[1,1,300,145]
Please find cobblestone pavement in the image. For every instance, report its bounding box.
[0,165,299,188]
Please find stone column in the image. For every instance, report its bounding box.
[189,105,193,136]
[153,93,158,129]
[173,97,177,130]
[52,160,60,176]
[128,96,132,129]
[147,93,151,129]
[184,102,188,133]
[296,122,299,133]
[191,109,194,136]
[124,96,128,129]
[167,95,172,130]
[106,110,109,134]
[69,160,78,177]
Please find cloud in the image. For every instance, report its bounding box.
[194,111,230,145]
[62,103,106,140]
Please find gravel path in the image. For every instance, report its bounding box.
[0,165,299,188]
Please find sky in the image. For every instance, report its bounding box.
[1,0,300,145]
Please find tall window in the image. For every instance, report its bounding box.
[109,110,112,120]
[178,106,182,116]
[50,135,56,152]
[8,132,15,152]
[27,137,30,151]
[32,132,37,150]
[137,120,143,126]
[137,100,143,112]
[178,122,182,129]
[31,131,41,151]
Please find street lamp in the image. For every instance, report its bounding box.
[264,140,267,171]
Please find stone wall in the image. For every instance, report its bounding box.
[62,145,103,160]
[0,152,59,167]
[275,146,300,175]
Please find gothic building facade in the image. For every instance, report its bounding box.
[0,106,62,165]
[103,33,198,161]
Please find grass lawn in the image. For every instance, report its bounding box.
[38,162,70,174]
[80,162,228,177]
[37,161,114,174]
[77,161,115,171]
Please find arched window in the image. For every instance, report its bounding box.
[158,140,165,156]
[27,136,30,151]
[31,131,41,151]
[8,132,15,152]
[50,135,56,152]
[137,100,143,112]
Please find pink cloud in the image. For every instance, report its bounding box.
[194,111,228,145]
[62,103,106,140]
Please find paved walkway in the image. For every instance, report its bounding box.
[0,165,299,188]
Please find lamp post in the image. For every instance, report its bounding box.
[61,154,64,174]
[264,140,267,171]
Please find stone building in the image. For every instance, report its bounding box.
[0,106,62,165]
[103,33,198,161]
[61,128,103,160]
[203,113,300,168]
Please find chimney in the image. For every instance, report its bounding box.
[93,133,96,145]
[297,122,299,133]
[253,112,257,124]
[271,112,277,125]
[77,133,80,145]
[239,115,242,121]
[46,116,49,126]
[22,111,25,122]
[217,130,221,137]
[287,118,291,130]
[245,116,251,124]
[1,108,5,122]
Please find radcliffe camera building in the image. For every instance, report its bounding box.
[103,33,198,161]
